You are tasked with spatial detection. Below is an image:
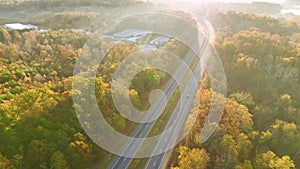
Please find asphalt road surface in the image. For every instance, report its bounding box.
[107,19,210,169]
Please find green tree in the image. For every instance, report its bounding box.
[275,94,299,124]
[235,160,253,169]
[229,92,255,110]
[259,120,300,166]
[24,140,49,168]
[50,151,70,169]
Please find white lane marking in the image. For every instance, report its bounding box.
[123,158,126,162]
[139,134,142,137]
[132,144,136,148]
[153,162,157,167]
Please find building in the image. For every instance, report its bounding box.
[100,29,171,49]
[113,29,151,38]
[150,36,171,46]
[2,23,38,31]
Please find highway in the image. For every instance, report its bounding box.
[145,61,203,169]
[145,43,208,169]
[144,20,211,169]
[107,18,210,169]
[107,41,202,169]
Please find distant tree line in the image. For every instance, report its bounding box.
[0,0,143,7]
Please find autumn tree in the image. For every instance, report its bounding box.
[176,146,210,169]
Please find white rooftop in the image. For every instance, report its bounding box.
[150,36,171,45]
[3,23,38,30]
[113,29,151,38]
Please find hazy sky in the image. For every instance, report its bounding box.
[149,0,286,5]
[220,0,285,4]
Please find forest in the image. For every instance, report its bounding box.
[168,11,300,169]
[0,4,300,169]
